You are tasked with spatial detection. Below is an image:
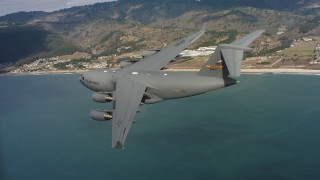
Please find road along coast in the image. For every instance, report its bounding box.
[3,68,320,76]
[166,68,320,74]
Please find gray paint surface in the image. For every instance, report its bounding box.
[80,30,264,149]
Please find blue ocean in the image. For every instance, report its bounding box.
[1,73,320,180]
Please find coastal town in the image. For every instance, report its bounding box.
[2,34,320,74]
[6,46,217,74]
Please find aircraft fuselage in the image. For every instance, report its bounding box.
[80,70,237,102]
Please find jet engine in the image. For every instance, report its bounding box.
[90,110,113,121]
[92,92,113,103]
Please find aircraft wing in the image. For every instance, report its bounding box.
[111,30,205,149]
[125,30,205,71]
[112,71,146,149]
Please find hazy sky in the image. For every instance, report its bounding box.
[0,0,115,17]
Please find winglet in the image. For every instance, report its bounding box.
[189,30,205,44]
[115,141,123,149]
[201,24,207,31]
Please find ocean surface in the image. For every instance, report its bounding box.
[1,73,320,180]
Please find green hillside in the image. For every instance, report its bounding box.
[0,26,79,65]
[0,0,319,67]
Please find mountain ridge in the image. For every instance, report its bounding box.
[0,0,319,66]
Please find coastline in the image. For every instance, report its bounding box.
[1,70,87,76]
[2,68,320,76]
[241,68,320,74]
[166,68,320,74]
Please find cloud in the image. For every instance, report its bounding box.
[0,0,115,17]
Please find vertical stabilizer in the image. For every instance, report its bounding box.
[198,30,264,78]
[197,46,228,78]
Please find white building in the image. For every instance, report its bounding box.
[179,46,216,57]
[302,37,313,42]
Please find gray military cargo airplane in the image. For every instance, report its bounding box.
[79,29,264,149]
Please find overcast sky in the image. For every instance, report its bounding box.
[0,0,115,17]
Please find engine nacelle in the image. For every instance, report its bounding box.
[142,92,163,104]
[90,110,113,121]
[141,49,161,58]
[92,92,113,103]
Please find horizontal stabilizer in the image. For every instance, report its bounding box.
[219,44,253,52]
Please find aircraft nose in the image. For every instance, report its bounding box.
[79,72,100,91]
[79,73,86,86]
[79,73,84,80]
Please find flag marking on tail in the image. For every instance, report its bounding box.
[206,65,224,69]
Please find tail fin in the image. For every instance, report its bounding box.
[198,30,264,78]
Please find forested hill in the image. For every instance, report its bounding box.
[118,0,318,11]
[0,0,319,65]
[0,26,79,65]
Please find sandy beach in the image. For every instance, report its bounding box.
[3,68,320,76]
[241,68,320,74]
[2,70,88,76]
[166,68,320,74]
